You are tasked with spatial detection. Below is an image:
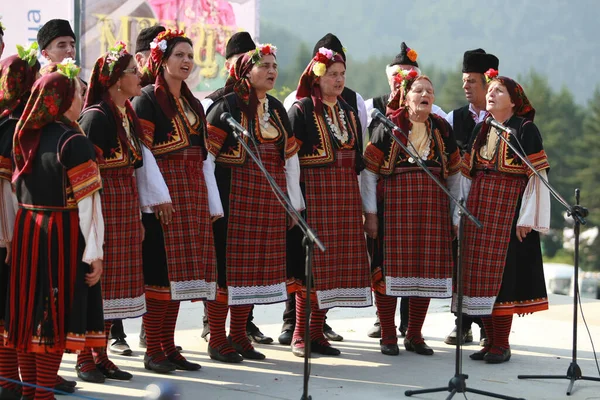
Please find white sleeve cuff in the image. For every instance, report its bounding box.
[136,144,172,213]
[203,152,224,217]
[361,169,378,214]
[285,154,305,211]
[517,169,551,232]
[78,192,104,263]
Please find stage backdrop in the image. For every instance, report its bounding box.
[80,0,259,97]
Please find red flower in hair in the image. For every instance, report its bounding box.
[394,74,405,84]
[315,53,329,63]
[407,69,418,79]
[261,45,271,55]
[485,68,499,82]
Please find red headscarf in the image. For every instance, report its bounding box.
[296,47,345,114]
[222,43,278,121]
[84,41,142,154]
[13,69,79,182]
[141,29,205,121]
[0,54,41,119]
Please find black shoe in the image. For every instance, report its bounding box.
[95,363,133,381]
[367,322,381,338]
[291,340,307,358]
[143,353,177,374]
[379,340,400,356]
[444,326,473,345]
[247,330,273,345]
[229,337,266,360]
[207,344,243,363]
[0,386,21,400]
[310,341,341,356]
[484,347,511,364]
[201,323,210,342]
[278,329,293,345]
[469,348,489,361]
[75,362,105,383]
[56,377,77,388]
[54,382,75,394]
[404,337,434,356]
[108,337,132,356]
[323,324,343,342]
[167,351,201,370]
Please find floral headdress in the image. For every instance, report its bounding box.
[312,47,340,77]
[250,43,277,64]
[0,44,42,119]
[141,29,187,86]
[484,68,499,84]
[387,73,431,113]
[13,69,81,181]
[106,41,128,74]
[56,58,81,80]
[85,41,134,108]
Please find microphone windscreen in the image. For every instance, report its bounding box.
[220,112,232,123]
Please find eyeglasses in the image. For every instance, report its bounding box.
[122,67,138,75]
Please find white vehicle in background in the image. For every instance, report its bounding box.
[544,262,600,299]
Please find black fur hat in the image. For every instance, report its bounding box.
[37,19,76,50]
[225,31,256,59]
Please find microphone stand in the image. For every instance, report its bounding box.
[225,122,325,400]
[372,116,519,399]
[484,127,599,395]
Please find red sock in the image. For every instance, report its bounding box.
[406,297,430,344]
[229,305,253,351]
[492,314,513,352]
[17,352,36,398]
[375,291,398,345]
[309,302,328,345]
[292,293,307,348]
[76,348,96,372]
[35,352,62,400]
[143,297,168,362]
[206,301,235,354]
[481,316,494,350]
[162,301,182,359]
[93,320,119,370]
[0,344,19,391]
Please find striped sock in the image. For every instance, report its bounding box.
[76,348,96,372]
[93,320,119,370]
[375,291,398,345]
[17,352,36,399]
[406,297,430,344]
[206,301,234,353]
[162,301,182,360]
[481,316,494,352]
[0,344,19,391]
[292,293,307,348]
[143,297,168,362]
[309,302,328,345]
[35,352,62,400]
[492,314,513,353]
[229,305,253,351]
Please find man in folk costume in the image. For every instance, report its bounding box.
[205,44,304,362]
[279,32,359,345]
[6,61,106,400]
[135,25,166,72]
[443,49,499,347]
[0,44,40,400]
[286,46,372,357]
[364,42,446,339]
[200,31,274,346]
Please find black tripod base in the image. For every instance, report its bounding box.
[518,362,600,396]
[300,396,312,400]
[405,374,525,400]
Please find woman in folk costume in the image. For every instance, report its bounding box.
[5,61,105,400]
[205,44,304,363]
[0,44,41,400]
[75,41,162,382]
[286,47,371,358]
[459,71,549,364]
[132,29,219,373]
[362,67,461,356]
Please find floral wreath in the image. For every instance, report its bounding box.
[56,58,81,80]
[250,43,277,65]
[312,47,340,77]
[485,68,499,83]
[150,29,186,62]
[106,41,128,74]
[16,42,39,67]
[393,68,419,89]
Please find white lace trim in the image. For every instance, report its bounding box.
[385,276,452,298]
[451,293,496,316]
[316,287,372,309]
[228,282,288,306]
[103,294,147,320]
[170,280,217,301]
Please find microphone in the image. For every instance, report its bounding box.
[220,112,250,137]
[370,108,398,131]
[485,116,514,135]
